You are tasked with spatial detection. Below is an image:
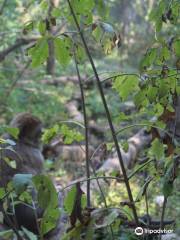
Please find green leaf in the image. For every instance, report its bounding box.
[171,1,180,22]
[158,82,169,99]
[52,8,61,17]
[61,224,82,240]
[162,163,175,197]
[162,181,173,198]
[83,12,93,25]
[40,207,60,235]
[60,124,84,144]
[41,124,59,144]
[151,139,164,160]
[149,0,167,32]
[173,39,180,57]
[147,87,158,103]
[33,175,60,235]
[1,139,16,146]
[40,0,49,10]
[155,18,163,32]
[76,45,86,62]
[72,0,95,14]
[12,174,33,195]
[22,227,38,240]
[97,0,109,19]
[23,21,34,34]
[92,25,103,42]
[28,37,48,67]
[154,103,164,116]
[0,188,5,199]
[140,48,157,69]
[4,127,19,139]
[116,112,131,122]
[92,209,119,229]
[4,157,16,169]
[81,194,86,209]
[64,186,76,214]
[54,38,71,67]
[113,75,139,100]
[134,89,148,108]
[38,21,46,35]
[160,46,170,61]
[33,175,58,209]
[121,141,129,152]
[0,230,14,239]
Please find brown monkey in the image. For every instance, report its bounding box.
[0,112,44,187]
[0,113,66,239]
[0,113,44,235]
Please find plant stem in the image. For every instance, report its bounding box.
[67,0,139,225]
[74,49,91,207]
[159,197,167,240]
[89,161,115,239]
[61,176,124,191]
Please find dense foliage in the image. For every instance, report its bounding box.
[0,0,179,239]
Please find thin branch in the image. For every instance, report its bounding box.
[61,176,124,191]
[74,49,91,207]
[31,200,41,236]
[159,197,167,240]
[67,0,139,225]
[0,38,36,62]
[89,155,115,239]
[75,142,115,238]
[116,123,173,139]
[101,73,140,83]
[5,60,31,98]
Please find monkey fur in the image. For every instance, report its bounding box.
[0,113,45,235]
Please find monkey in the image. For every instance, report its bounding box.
[0,113,45,235]
[0,112,44,188]
[0,113,67,239]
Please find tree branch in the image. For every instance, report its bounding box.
[0,38,36,62]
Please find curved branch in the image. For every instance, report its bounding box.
[0,38,36,62]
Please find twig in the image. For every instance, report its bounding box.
[116,123,172,139]
[32,200,41,236]
[5,60,31,98]
[89,161,115,239]
[159,197,167,240]
[0,38,36,62]
[73,49,91,207]
[67,0,139,225]
[145,189,149,240]
[101,73,140,83]
[61,176,124,191]
[74,142,115,238]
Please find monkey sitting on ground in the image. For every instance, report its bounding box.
[0,113,45,235]
[0,113,66,239]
